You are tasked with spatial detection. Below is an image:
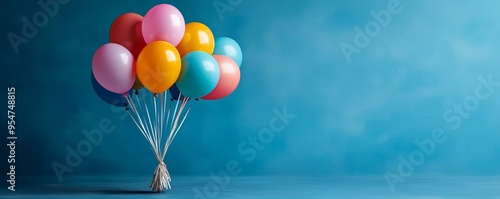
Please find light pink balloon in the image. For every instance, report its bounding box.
[202,55,241,100]
[142,4,185,46]
[92,43,136,94]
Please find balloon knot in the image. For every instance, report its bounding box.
[154,93,158,98]
[135,90,139,95]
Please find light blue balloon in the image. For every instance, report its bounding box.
[213,37,243,67]
[176,51,221,98]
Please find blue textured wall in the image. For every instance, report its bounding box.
[3,0,500,181]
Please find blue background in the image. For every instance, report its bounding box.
[2,0,500,191]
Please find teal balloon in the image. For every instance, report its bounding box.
[213,37,242,67]
[176,51,220,98]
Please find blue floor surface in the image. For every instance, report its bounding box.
[1,175,500,198]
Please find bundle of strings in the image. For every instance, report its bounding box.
[125,90,192,192]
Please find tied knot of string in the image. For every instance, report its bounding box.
[151,161,170,192]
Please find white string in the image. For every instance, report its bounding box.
[164,99,184,157]
[153,94,159,153]
[125,95,156,153]
[170,94,182,131]
[129,93,155,152]
[133,94,156,152]
[169,105,191,146]
[125,89,195,192]
[162,98,189,159]
[125,95,149,141]
[125,110,157,155]
[164,105,191,159]
[143,94,159,160]
[168,98,191,147]
[158,92,165,152]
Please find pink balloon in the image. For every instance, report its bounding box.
[142,4,185,45]
[202,55,241,100]
[92,43,136,94]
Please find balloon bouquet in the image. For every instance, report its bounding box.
[90,4,243,192]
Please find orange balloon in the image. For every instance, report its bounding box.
[176,22,214,57]
[137,41,181,93]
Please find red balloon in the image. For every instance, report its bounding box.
[109,13,147,58]
[202,55,241,100]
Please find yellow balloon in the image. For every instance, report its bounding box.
[176,22,215,57]
[137,41,181,94]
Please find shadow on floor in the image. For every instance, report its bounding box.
[24,185,164,195]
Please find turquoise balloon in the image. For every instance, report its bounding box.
[213,37,243,67]
[176,51,221,98]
